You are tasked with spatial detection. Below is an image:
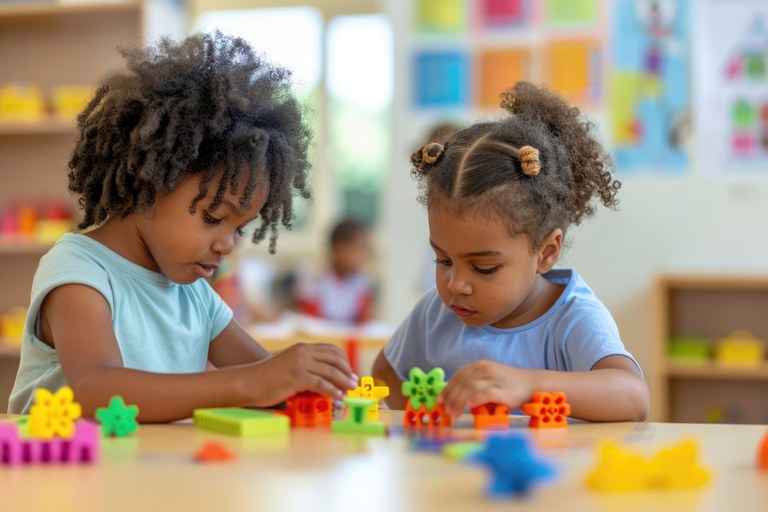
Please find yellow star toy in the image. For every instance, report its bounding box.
[348,376,389,420]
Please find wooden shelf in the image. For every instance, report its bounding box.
[665,360,768,381]
[0,1,139,19]
[0,117,76,136]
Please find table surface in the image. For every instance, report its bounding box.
[1,411,767,512]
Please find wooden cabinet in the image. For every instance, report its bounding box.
[0,0,185,412]
[653,274,768,423]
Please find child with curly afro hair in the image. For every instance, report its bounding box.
[374,81,649,422]
[9,32,358,421]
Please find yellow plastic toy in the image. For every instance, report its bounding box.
[586,439,711,491]
[0,307,26,346]
[0,82,45,121]
[28,386,83,439]
[714,330,765,366]
[51,85,94,121]
[347,376,389,420]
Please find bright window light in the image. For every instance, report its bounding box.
[193,7,322,95]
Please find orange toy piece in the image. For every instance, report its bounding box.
[471,403,510,430]
[282,392,332,427]
[194,441,235,462]
[521,391,571,428]
[404,401,452,428]
[758,430,768,471]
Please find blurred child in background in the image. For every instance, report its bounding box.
[295,219,375,325]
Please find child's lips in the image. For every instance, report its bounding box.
[450,304,476,317]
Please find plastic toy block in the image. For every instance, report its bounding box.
[758,431,768,471]
[0,420,100,466]
[667,336,711,362]
[443,441,483,461]
[471,403,510,430]
[95,395,139,437]
[715,331,765,366]
[348,376,390,420]
[282,392,333,428]
[331,397,387,436]
[403,401,452,428]
[586,439,710,491]
[193,408,289,436]
[193,440,235,462]
[401,367,447,411]
[28,386,83,439]
[471,434,555,497]
[521,391,570,428]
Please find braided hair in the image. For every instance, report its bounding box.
[68,31,312,253]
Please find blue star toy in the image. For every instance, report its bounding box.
[471,434,555,498]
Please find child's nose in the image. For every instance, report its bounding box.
[447,269,472,295]
[212,234,235,256]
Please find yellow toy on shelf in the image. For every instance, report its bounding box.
[51,85,95,121]
[714,330,765,366]
[0,307,26,346]
[0,82,45,122]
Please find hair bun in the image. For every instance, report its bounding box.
[423,142,444,165]
[518,145,540,176]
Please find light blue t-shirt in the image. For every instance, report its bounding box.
[8,233,233,414]
[384,268,639,381]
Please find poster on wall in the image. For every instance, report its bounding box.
[694,0,768,180]
[609,0,690,173]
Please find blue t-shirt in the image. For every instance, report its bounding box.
[384,268,639,380]
[8,233,233,414]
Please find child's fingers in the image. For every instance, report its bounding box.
[306,360,359,394]
[295,342,356,378]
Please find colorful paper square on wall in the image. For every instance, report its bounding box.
[546,0,598,27]
[478,0,531,29]
[477,48,530,108]
[415,0,466,33]
[544,39,602,105]
[413,51,469,108]
[611,0,689,173]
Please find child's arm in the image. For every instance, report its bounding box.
[372,349,407,409]
[439,356,649,422]
[41,284,358,422]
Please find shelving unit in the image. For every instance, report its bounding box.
[0,0,185,412]
[652,274,768,424]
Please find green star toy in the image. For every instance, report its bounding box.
[401,367,447,410]
[95,395,139,437]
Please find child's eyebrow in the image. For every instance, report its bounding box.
[430,240,504,258]
[211,198,249,216]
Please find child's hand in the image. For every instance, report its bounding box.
[242,342,358,406]
[438,360,532,418]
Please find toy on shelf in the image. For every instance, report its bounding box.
[471,434,555,498]
[471,403,510,430]
[0,82,45,122]
[347,376,389,420]
[28,386,82,439]
[521,391,570,428]
[402,367,451,427]
[51,85,94,121]
[280,392,332,428]
[194,408,289,436]
[668,335,711,362]
[193,440,235,463]
[0,419,100,466]
[0,306,26,346]
[586,439,711,491]
[332,397,388,436]
[714,330,765,366]
[0,200,74,245]
[95,395,139,437]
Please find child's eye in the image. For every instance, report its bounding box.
[235,227,246,237]
[203,210,222,225]
[473,265,500,275]
[434,258,452,267]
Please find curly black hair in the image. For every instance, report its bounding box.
[410,81,619,248]
[68,31,312,253]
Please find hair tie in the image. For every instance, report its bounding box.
[517,145,540,176]
[422,142,444,165]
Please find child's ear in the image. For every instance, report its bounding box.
[536,229,562,274]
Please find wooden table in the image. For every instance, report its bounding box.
[1,412,767,512]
